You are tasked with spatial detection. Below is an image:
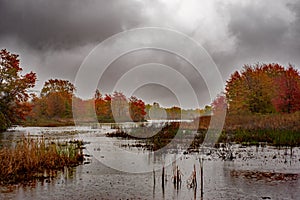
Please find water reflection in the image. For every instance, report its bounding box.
[1,126,300,199]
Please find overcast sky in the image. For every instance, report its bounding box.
[1,0,300,108]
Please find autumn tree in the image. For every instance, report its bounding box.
[94,89,112,122]
[212,93,227,115]
[34,79,75,119]
[166,106,181,120]
[41,79,75,97]
[147,102,167,120]
[103,94,113,121]
[129,96,146,122]
[0,49,36,129]
[0,49,37,130]
[28,96,47,119]
[94,89,104,118]
[272,66,300,113]
[95,91,147,122]
[72,97,96,122]
[225,63,300,114]
[111,91,129,122]
[225,63,285,114]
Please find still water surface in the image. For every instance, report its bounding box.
[0,125,299,199]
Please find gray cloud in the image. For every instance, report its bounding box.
[216,0,300,74]
[1,0,300,108]
[97,49,210,109]
[0,0,146,50]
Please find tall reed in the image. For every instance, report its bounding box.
[0,136,83,184]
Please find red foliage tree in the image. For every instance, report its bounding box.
[0,49,37,130]
[212,94,227,115]
[94,89,111,121]
[129,96,146,122]
[272,66,300,113]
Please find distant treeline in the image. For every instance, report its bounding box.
[2,49,300,131]
[27,83,207,126]
[0,49,209,130]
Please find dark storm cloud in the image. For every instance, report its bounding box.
[98,49,210,108]
[217,0,300,76]
[1,0,300,108]
[287,1,300,54]
[0,0,150,98]
[0,0,146,50]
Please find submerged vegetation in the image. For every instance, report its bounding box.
[0,136,84,185]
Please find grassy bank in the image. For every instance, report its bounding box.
[23,118,146,127]
[106,113,300,150]
[190,128,300,149]
[230,129,300,146]
[22,118,75,127]
[0,136,84,185]
[194,113,300,147]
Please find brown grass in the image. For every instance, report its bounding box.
[192,113,300,147]
[194,112,300,131]
[0,136,83,184]
[224,112,300,131]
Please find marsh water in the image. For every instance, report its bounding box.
[1,124,300,200]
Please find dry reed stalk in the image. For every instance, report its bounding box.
[0,136,83,184]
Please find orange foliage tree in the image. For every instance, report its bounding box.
[225,63,300,114]
[30,79,75,119]
[94,89,113,122]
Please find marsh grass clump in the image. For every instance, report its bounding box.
[231,170,299,182]
[106,129,136,138]
[0,136,84,185]
[106,123,182,151]
[145,122,187,151]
